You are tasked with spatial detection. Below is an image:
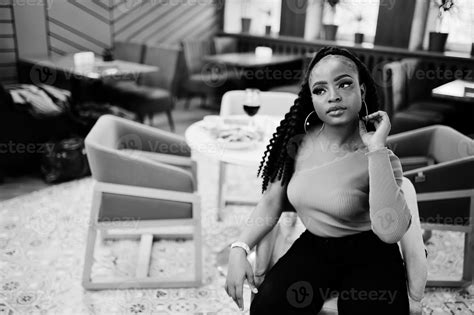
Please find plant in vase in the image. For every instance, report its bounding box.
[241,0,252,33]
[323,0,340,41]
[264,9,272,35]
[428,0,456,52]
[354,13,364,44]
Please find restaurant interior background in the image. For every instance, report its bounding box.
[0,0,473,314]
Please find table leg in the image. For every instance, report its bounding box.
[217,161,227,221]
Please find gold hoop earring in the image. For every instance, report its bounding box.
[304,111,316,134]
[363,99,369,118]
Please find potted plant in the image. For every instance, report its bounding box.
[428,0,455,52]
[264,9,272,35]
[241,0,252,33]
[354,13,364,44]
[323,0,340,41]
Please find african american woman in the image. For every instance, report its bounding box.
[225,46,428,315]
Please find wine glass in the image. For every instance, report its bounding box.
[243,89,261,130]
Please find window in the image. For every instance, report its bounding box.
[424,0,473,52]
[223,0,282,35]
[324,0,380,43]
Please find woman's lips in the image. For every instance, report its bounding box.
[328,109,345,116]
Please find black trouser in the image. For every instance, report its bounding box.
[250,229,409,315]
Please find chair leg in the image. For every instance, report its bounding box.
[82,224,98,289]
[147,113,155,126]
[137,113,145,124]
[82,189,101,289]
[165,109,175,132]
[462,227,474,284]
[194,199,203,286]
[200,94,207,108]
[184,93,192,110]
[136,234,153,278]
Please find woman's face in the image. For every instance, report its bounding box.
[308,55,366,127]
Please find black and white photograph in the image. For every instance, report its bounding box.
[0,0,473,314]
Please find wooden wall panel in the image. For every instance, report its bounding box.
[112,0,219,45]
[3,0,221,83]
[0,0,17,83]
[46,0,112,55]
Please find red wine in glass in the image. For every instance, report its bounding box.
[243,104,260,116]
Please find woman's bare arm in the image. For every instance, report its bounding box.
[366,148,412,243]
[236,179,287,249]
[226,178,287,310]
[400,207,428,301]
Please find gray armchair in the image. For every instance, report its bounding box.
[82,115,202,289]
[387,124,474,287]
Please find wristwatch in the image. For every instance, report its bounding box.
[230,241,251,256]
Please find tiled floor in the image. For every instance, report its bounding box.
[0,98,216,201]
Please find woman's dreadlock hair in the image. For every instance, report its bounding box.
[257,46,380,193]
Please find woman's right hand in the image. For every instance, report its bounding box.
[225,248,259,311]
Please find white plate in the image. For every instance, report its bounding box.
[216,128,260,150]
[216,138,259,150]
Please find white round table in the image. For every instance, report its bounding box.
[185,115,280,220]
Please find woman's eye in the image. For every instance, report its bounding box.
[313,88,325,95]
[340,81,352,88]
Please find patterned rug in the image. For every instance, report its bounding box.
[0,156,472,315]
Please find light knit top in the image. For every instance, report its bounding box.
[287,145,412,243]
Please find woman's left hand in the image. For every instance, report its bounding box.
[358,110,391,151]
